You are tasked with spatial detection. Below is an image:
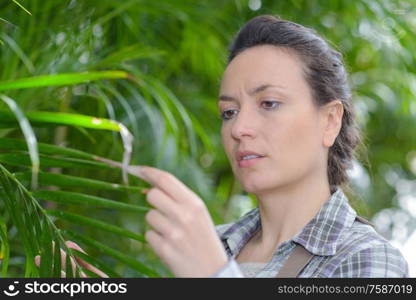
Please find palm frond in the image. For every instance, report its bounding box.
[0,95,39,189]
[0,216,10,277]
[33,190,149,213]
[0,163,82,277]
[0,71,130,91]
[64,230,159,277]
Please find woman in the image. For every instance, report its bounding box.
[38,15,409,277]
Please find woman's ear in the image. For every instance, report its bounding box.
[321,100,344,148]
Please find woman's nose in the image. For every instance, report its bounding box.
[230,107,258,140]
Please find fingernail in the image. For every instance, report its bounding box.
[128,165,150,181]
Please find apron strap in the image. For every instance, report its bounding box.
[275,244,314,278]
[355,215,375,227]
[275,214,374,278]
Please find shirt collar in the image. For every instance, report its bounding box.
[220,187,357,257]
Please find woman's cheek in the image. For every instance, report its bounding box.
[221,128,233,161]
[285,117,322,174]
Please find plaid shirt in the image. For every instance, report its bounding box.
[213,187,409,277]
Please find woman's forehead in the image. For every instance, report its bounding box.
[218,83,289,103]
[219,46,306,96]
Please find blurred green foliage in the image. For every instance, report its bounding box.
[0,0,415,277]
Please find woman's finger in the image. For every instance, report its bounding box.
[146,188,181,221]
[145,209,174,238]
[101,162,197,206]
[145,229,171,265]
[138,166,196,204]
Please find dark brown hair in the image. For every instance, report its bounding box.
[228,15,361,189]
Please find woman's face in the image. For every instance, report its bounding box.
[219,45,329,195]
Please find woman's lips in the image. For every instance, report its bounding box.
[238,156,265,168]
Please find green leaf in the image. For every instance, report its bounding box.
[1,33,34,73]
[69,249,121,278]
[0,153,114,170]
[12,0,32,15]
[0,17,14,26]
[0,95,39,190]
[0,110,134,185]
[15,171,144,193]
[52,237,62,278]
[0,163,83,277]
[0,110,121,131]
[79,267,100,278]
[0,138,93,160]
[0,122,18,129]
[0,218,10,277]
[39,225,52,277]
[65,251,74,278]
[47,210,146,243]
[33,190,149,213]
[0,164,39,276]
[0,71,130,91]
[93,44,166,68]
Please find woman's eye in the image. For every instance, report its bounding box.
[220,109,238,120]
[220,102,279,120]
[261,100,281,110]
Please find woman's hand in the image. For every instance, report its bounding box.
[34,240,108,278]
[137,166,228,277]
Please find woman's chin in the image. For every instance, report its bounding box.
[241,181,268,195]
[240,177,286,195]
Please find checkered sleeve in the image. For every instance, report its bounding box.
[212,223,245,277]
[331,244,409,277]
[209,258,245,278]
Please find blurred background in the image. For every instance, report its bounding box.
[0,0,415,277]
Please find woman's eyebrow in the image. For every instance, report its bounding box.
[249,83,284,96]
[218,84,286,102]
[218,95,236,102]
